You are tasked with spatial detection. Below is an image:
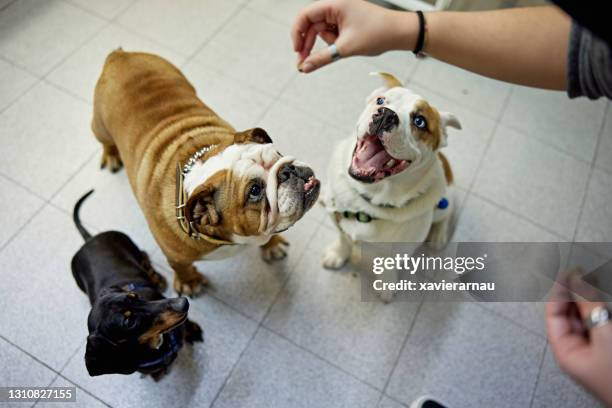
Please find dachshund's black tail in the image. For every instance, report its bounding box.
[73,190,94,241]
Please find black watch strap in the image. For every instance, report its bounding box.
[413,10,426,55]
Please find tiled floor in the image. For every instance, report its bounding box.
[0,1,609,407]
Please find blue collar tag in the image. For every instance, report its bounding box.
[437,197,449,210]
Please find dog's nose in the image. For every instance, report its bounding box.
[169,297,189,313]
[370,107,399,135]
[278,163,297,184]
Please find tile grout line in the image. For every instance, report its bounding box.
[377,296,427,406]
[0,172,49,203]
[61,0,135,22]
[0,200,47,253]
[56,375,115,408]
[452,87,514,224]
[469,190,569,241]
[528,342,549,408]
[180,0,249,68]
[0,148,97,253]
[570,101,611,242]
[0,324,113,408]
[209,220,329,407]
[0,0,18,12]
[473,302,547,339]
[263,325,386,393]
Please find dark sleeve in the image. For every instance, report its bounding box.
[567,23,612,100]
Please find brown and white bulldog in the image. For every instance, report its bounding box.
[321,73,461,301]
[91,50,320,296]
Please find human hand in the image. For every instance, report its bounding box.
[291,0,418,73]
[546,275,612,406]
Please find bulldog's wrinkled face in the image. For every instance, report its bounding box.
[184,128,320,245]
[349,77,461,183]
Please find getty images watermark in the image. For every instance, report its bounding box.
[359,242,612,302]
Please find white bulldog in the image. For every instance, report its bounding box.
[321,73,462,282]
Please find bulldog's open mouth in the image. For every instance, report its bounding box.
[303,175,320,210]
[349,134,410,183]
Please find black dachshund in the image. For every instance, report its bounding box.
[71,190,203,380]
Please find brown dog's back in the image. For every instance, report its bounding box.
[92,51,235,264]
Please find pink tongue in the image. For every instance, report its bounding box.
[354,137,392,169]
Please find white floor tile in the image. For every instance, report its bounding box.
[378,396,407,408]
[0,58,38,112]
[37,377,108,408]
[473,125,590,239]
[532,347,603,408]
[0,0,106,76]
[0,337,57,408]
[151,209,323,321]
[191,8,298,95]
[257,100,344,178]
[47,24,186,103]
[386,302,545,408]
[501,85,607,162]
[264,227,421,389]
[52,152,159,255]
[62,296,258,408]
[0,205,92,370]
[411,58,512,119]
[214,328,381,408]
[0,175,44,248]
[116,0,241,56]
[181,61,276,131]
[0,82,98,199]
[576,168,612,243]
[479,302,546,337]
[65,0,134,19]
[246,0,310,26]
[594,105,612,172]
[410,83,496,189]
[455,194,561,242]
[280,57,404,133]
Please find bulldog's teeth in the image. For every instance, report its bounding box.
[385,159,395,168]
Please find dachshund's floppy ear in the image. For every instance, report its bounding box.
[85,334,136,376]
[234,127,272,144]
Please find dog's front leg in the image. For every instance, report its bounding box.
[169,261,208,297]
[427,196,454,251]
[260,234,289,263]
[322,231,352,270]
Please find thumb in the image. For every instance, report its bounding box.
[299,42,345,74]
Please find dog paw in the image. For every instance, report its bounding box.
[322,242,350,270]
[427,221,449,251]
[184,320,204,343]
[100,145,123,173]
[173,272,208,297]
[261,235,289,263]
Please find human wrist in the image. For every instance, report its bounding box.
[387,10,420,52]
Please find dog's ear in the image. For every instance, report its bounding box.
[234,128,272,145]
[185,183,222,236]
[370,72,403,89]
[85,334,136,376]
[440,111,462,130]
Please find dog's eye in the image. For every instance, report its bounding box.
[376,97,385,105]
[413,115,427,130]
[247,181,265,202]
